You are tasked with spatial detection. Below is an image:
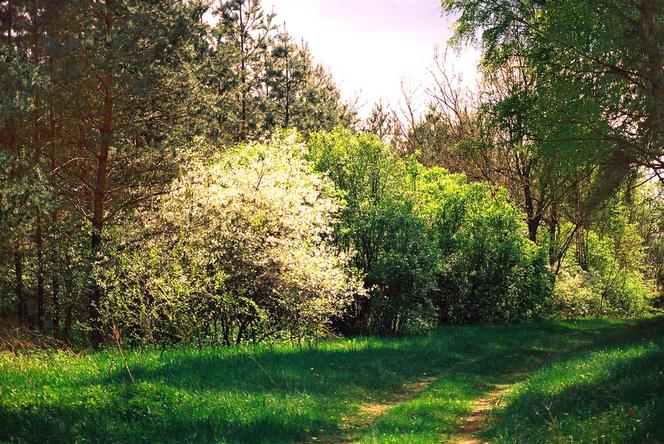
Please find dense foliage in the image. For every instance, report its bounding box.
[1,0,662,349]
[101,133,362,346]
[414,168,553,324]
[308,129,554,333]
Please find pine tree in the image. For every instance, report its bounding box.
[1,0,210,346]
[214,0,275,141]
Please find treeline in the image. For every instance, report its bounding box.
[0,0,353,346]
[1,0,663,348]
[366,0,664,320]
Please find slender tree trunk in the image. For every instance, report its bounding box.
[527,217,540,243]
[89,120,110,347]
[51,276,60,336]
[572,174,588,270]
[89,4,114,348]
[48,67,60,337]
[6,0,26,326]
[548,202,558,269]
[27,0,46,334]
[64,304,73,346]
[35,220,45,332]
[523,181,540,242]
[239,7,247,140]
[575,228,588,270]
[355,297,372,333]
[62,252,73,345]
[14,243,29,325]
[284,44,290,127]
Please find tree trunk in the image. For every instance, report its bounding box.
[527,215,540,244]
[63,253,73,345]
[35,220,45,332]
[14,243,29,325]
[89,137,110,347]
[523,183,540,242]
[548,202,558,269]
[354,297,372,333]
[64,304,73,346]
[88,4,114,348]
[284,43,290,127]
[572,173,588,270]
[51,276,60,336]
[31,0,46,334]
[239,7,247,140]
[575,227,589,271]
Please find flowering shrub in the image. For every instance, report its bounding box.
[102,132,363,346]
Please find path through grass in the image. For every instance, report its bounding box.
[481,319,664,443]
[1,318,662,443]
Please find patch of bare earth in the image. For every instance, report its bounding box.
[357,375,439,420]
[447,353,555,444]
[448,383,512,444]
[307,374,439,444]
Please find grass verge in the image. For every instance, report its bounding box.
[483,318,664,443]
[0,318,661,443]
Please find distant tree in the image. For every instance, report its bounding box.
[363,100,397,144]
[443,0,664,199]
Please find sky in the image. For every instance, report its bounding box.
[261,0,480,117]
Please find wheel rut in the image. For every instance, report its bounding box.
[448,382,512,444]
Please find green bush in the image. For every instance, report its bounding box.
[309,129,552,331]
[414,167,553,324]
[308,129,438,334]
[361,197,438,334]
[553,228,654,318]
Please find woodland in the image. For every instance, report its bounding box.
[1,0,663,443]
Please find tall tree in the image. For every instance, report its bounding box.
[443,0,664,200]
[38,0,208,346]
[214,0,275,140]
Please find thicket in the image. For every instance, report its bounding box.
[308,128,554,335]
[1,0,662,349]
[99,134,362,346]
[94,129,559,345]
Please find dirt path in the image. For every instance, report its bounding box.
[448,382,512,444]
[312,356,486,443]
[356,374,440,422]
[310,346,552,444]
[447,354,553,444]
[306,372,440,444]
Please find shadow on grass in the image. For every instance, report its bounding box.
[0,319,660,443]
[483,318,664,444]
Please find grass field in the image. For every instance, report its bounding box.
[1,318,663,443]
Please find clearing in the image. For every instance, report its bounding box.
[1,318,663,443]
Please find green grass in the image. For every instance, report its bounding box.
[484,319,664,443]
[1,318,662,443]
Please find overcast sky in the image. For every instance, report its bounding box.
[262,0,480,116]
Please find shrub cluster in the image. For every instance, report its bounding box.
[101,133,363,346]
[308,128,554,334]
[97,128,654,346]
[553,221,654,318]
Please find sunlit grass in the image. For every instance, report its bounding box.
[1,318,662,443]
[485,319,664,443]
